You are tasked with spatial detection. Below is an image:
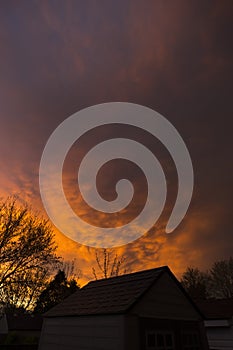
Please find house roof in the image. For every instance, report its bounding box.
[44,266,167,317]
[6,313,43,331]
[196,298,233,320]
[44,266,202,318]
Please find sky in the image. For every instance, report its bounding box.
[0,0,232,285]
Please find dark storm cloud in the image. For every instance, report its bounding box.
[0,0,232,281]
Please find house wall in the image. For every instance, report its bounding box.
[130,273,209,349]
[131,272,201,320]
[124,314,140,350]
[205,320,233,349]
[139,317,209,350]
[39,314,125,350]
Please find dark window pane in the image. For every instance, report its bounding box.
[193,334,198,344]
[182,331,200,350]
[147,333,155,346]
[165,333,173,346]
[157,333,164,346]
[183,333,188,344]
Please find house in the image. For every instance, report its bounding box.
[0,312,42,349]
[0,312,8,343]
[39,266,209,350]
[197,298,233,350]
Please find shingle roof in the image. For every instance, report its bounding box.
[44,266,168,317]
[196,298,233,320]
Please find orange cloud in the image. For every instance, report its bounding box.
[0,0,232,286]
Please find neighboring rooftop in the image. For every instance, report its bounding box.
[45,266,169,317]
[6,313,43,331]
[197,298,233,320]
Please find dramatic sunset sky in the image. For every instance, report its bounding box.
[0,1,232,284]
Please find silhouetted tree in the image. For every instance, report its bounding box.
[92,248,127,280]
[209,257,233,298]
[34,270,79,313]
[180,267,209,299]
[181,257,233,299]
[60,258,81,281]
[0,197,60,310]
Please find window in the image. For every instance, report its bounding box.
[146,331,174,350]
[182,331,200,350]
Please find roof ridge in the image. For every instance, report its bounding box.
[84,266,168,288]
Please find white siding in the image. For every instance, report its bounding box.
[205,320,233,350]
[131,273,201,320]
[39,314,125,350]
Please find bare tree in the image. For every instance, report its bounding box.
[92,248,127,280]
[60,258,81,281]
[181,257,233,300]
[209,257,233,298]
[0,197,60,310]
[180,267,209,299]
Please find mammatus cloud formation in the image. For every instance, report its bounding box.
[0,0,232,284]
